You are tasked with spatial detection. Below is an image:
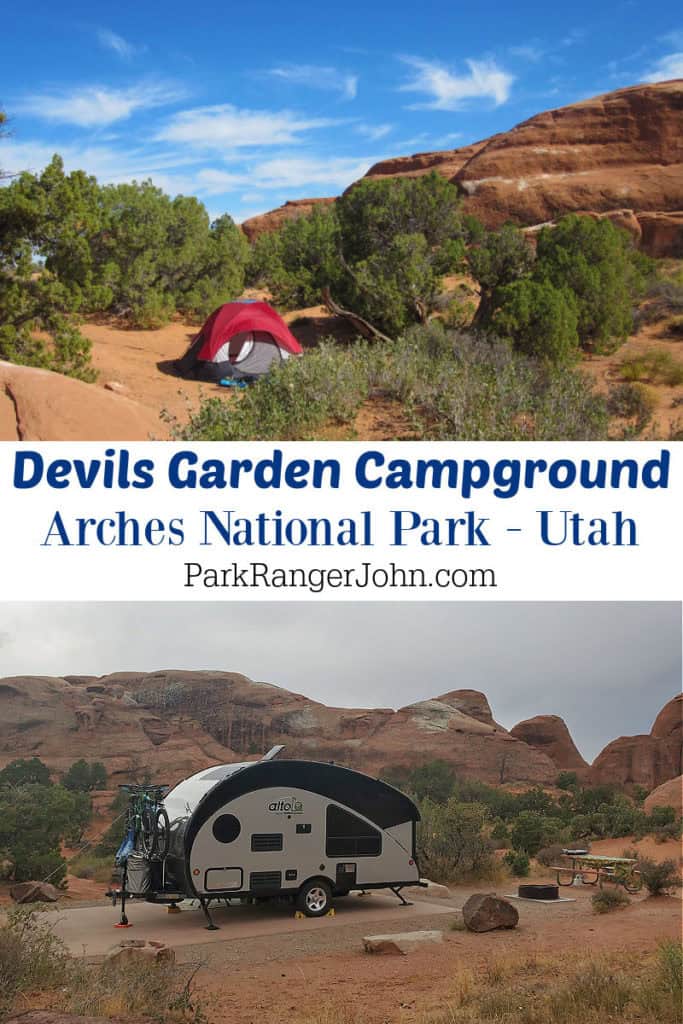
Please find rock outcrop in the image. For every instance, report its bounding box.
[244,82,683,257]
[241,197,335,242]
[643,775,683,817]
[0,361,164,441]
[510,715,588,774]
[590,696,682,789]
[0,672,557,787]
[2,673,677,794]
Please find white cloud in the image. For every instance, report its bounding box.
[399,57,514,110]
[156,104,339,149]
[0,139,197,187]
[643,51,683,81]
[97,28,143,60]
[509,44,545,63]
[193,155,380,194]
[267,65,358,100]
[356,123,393,141]
[18,81,184,127]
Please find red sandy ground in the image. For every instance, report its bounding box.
[195,885,681,1024]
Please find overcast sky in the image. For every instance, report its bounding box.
[0,602,679,762]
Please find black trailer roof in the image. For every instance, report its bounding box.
[185,759,419,852]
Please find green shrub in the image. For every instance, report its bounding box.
[619,350,683,386]
[504,849,530,876]
[467,223,535,327]
[556,771,578,791]
[62,759,107,792]
[0,907,71,1018]
[180,322,610,442]
[637,857,681,895]
[607,382,657,434]
[406,760,456,804]
[536,844,565,867]
[0,757,51,788]
[591,887,631,913]
[490,278,580,364]
[417,797,495,882]
[179,340,369,440]
[0,782,91,884]
[535,214,650,353]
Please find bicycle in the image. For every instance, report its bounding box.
[119,783,171,860]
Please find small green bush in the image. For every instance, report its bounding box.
[0,908,71,1018]
[591,887,630,913]
[637,857,681,895]
[536,844,565,867]
[504,849,530,876]
[619,350,683,386]
[607,381,657,433]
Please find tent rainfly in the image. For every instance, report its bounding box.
[175,300,303,382]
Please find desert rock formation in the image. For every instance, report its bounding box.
[0,672,556,787]
[1,674,679,794]
[0,361,165,441]
[591,696,682,789]
[242,81,683,258]
[643,775,683,817]
[510,715,588,774]
[241,198,335,242]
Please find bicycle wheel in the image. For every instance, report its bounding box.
[141,806,157,857]
[154,806,170,860]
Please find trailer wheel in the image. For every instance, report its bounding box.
[297,879,332,917]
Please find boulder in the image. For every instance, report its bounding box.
[362,930,444,955]
[10,881,61,903]
[510,715,588,773]
[106,938,175,965]
[462,894,519,933]
[643,775,683,818]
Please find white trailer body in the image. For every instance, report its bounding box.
[161,759,420,914]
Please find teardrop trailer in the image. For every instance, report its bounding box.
[110,750,422,930]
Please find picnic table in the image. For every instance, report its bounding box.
[551,849,642,893]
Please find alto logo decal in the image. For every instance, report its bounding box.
[268,796,303,814]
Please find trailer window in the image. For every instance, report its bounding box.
[212,814,241,843]
[326,805,381,857]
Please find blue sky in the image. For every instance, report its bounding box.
[2,2,682,223]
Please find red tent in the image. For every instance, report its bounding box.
[176,301,303,381]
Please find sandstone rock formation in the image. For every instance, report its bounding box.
[10,881,61,903]
[241,197,335,242]
[462,893,518,932]
[510,715,588,774]
[643,775,683,817]
[590,695,682,789]
[0,361,164,441]
[0,672,557,787]
[244,82,683,257]
[2,673,678,794]
[650,694,682,742]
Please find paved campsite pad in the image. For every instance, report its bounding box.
[43,893,456,957]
